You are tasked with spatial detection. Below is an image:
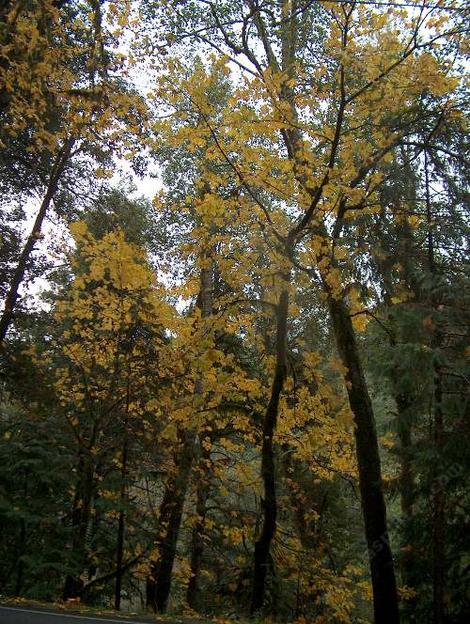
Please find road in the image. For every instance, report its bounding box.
[0,606,190,624]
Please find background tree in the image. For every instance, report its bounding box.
[0,1,468,622]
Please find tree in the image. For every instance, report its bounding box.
[46,221,177,599]
[363,113,469,622]
[0,1,467,620]
[142,1,466,619]
[0,0,148,343]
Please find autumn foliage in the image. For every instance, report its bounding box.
[0,2,468,623]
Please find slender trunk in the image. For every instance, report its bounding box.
[14,517,26,596]
[251,281,289,614]
[63,456,94,600]
[0,140,73,343]
[432,364,445,624]
[328,296,399,624]
[115,415,129,610]
[394,393,416,588]
[114,491,126,609]
[423,148,446,624]
[146,484,173,610]
[13,471,28,596]
[186,435,212,611]
[387,209,418,593]
[147,262,213,613]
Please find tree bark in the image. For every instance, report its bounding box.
[424,147,446,624]
[394,392,417,586]
[14,515,26,596]
[432,364,445,624]
[328,296,400,624]
[115,414,129,610]
[251,280,289,614]
[63,455,94,600]
[146,484,174,610]
[146,429,197,613]
[186,434,212,611]
[147,262,213,613]
[0,140,73,343]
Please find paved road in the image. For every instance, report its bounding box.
[0,606,178,624]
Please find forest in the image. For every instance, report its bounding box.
[0,1,468,623]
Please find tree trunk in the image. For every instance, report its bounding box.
[145,483,174,610]
[432,365,445,624]
[424,147,446,624]
[186,435,213,611]
[394,393,416,585]
[114,488,126,609]
[146,429,197,612]
[147,261,213,613]
[63,456,94,600]
[328,296,400,624]
[251,281,289,614]
[0,140,73,343]
[14,516,26,596]
[115,414,129,610]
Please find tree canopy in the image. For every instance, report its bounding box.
[0,2,468,623]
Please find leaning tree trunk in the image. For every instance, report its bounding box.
[147,261,213,613]
[145,483,171,610]
[251,279,289,614]
[146,429,197,612]
[328,296,400,624]
[0,139,73,343]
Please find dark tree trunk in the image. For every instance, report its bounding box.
[394,393,417,587]
[153,433,194,612]
[115,415,129,610]
[14,516,26,596]
[147,262,213,613]
[251,282,289,614]
[432,365,445,624]
[114,491,126,609]
[328,296,400,624]
[146,429,197,613]
[146,482,176,609]
[63,456,94,600]
[186,435,213,611]
[0,140,73,343]
[424,147,446,624]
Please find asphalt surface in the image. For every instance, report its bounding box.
[0,606,182,624]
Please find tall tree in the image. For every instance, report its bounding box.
[0,0,148,343]
[143,1,465,618]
